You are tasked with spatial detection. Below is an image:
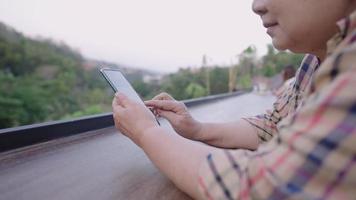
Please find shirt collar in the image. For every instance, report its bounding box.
[326,10,356,55]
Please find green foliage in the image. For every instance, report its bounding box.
[0,22,111,129]
[132,80,161,100]
[0,21,306,129]
[0,96,22,128]
[261,64,276,77]
[161,68,200,100]
[62,105,103,119]
[260,44,304,77]
[209,67,229,94]
[157,67,229,100]
[185,83,206,99]
[0,72,51,127]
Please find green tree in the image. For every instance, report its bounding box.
[261,44,304,77]
[185,83,206,99]
[209,67,229,94]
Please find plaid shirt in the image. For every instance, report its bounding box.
[198,11,356,200]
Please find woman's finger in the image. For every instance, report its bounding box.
[112,97,126,116]
[152,92,174,101]
[144,100,181,112]
[157,109,177,122]
[115,92,132,107]
[112,96,119,108]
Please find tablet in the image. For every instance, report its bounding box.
[100,68,160,125]
[100,68,144,105]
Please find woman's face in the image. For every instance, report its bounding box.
[252,0,354,57]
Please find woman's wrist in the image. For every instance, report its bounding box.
[191,120,204,141]
[138,125,165,148]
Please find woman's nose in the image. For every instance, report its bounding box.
[252,0,268,16]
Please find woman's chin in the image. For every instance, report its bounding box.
[271,38,289,51]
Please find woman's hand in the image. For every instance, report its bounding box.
[144,92,202,140]
[112,93,158,147]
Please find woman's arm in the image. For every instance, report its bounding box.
[146,96,259,150]
[195,119,259,150]
[112,93,215,199]
[112,93,257,198]
[139,126,214,200]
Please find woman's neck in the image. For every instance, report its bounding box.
[313,6,356,63]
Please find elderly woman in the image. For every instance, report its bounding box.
[112,0,356,199]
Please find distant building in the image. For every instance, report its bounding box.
[252,74,284,93]
[143,74,163,84]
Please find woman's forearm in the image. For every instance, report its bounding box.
[196,119,259,150]
[139,126,215,200]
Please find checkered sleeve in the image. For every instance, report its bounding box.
[243,54,319,144]
[198,65,356,199]
[242,79,294,143]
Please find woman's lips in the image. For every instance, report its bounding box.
[263,22,278,36]
[263,22,278,28]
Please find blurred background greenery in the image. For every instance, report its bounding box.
[0,22,304,129]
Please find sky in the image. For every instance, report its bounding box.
[0,0,271,73]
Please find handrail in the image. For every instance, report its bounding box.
[0,90,249,152]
